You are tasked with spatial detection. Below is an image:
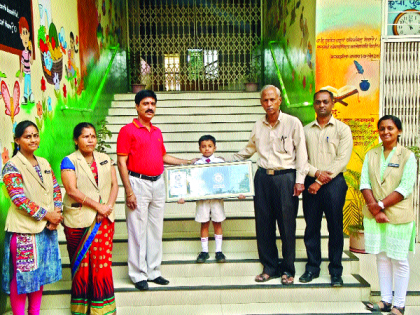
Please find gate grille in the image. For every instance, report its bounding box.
[382,41,420,232]
[128,0,261,91]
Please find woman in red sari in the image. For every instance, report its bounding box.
[61,122,118,315]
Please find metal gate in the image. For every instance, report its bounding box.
[128,0,261,91]
[381,41,420,236]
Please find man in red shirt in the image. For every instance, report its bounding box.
[117,90,192,291]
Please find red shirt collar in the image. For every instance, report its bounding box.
[133,118,155,130]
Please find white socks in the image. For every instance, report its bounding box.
[215,234,223,253]
[201,235,223,253]
[201,237,209,253]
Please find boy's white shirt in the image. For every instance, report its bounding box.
[194,154,224,165]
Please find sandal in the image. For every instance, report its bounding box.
[281,272,294,285]
[365,300,392,312]
[389,306,405,315]
[254,273,279,283]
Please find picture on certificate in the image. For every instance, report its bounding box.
[164,161,254,202]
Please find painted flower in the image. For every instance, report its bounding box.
[2,147,9,164]
[41,77,46,92]
[47,96,52,111]
[36,102,43,117]
[74,78,77,87]
[63,84,67,98]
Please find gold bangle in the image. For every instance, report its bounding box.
[82,196,87,205]
[126,192,134,198]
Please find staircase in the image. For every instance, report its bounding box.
[34,92,374,314]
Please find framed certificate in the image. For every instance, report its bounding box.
[164,161,254,202]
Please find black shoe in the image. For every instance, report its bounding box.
[135,280,149,291]
[196,252,210,263]
[299,271,319,283]
[331,275,343,287]
[148,276,169,285]
[215,252,226,263]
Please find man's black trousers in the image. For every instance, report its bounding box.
[302,173,348,276]
[254,168,299,277]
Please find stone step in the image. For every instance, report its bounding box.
[108,141,248,154]
[106,302,375,315]
[66,197,302,220]
[114,91,260,101]
[58,251,359,281]
[35,301,374,315]
[57,215,328,241]
[58,236,350,260]
[111,98,261,108]
[108,152,254,163]
[41,274,370,310]
[107,122,257,133]
[109,130,252,143]
[108,105,262,116]
[106,113,264,124]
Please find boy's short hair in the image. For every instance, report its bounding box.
[19,17,29,33]
[198,135,216,146]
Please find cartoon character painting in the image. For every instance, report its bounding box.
[1,81,21,124]
[38,0,52,28]
[19,17,34,105]
[66,32,80,79]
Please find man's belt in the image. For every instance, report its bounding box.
[128,171,161,181]
[258,167,295,175]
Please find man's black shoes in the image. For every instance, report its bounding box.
[331,275,343,287]
[298,271,319,283]
[135,280,149,291]
[148,276,170,285]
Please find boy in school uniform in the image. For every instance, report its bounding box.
[178,135,227,263]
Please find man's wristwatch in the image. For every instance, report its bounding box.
[378,200,385,210]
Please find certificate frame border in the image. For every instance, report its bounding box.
[164,160,255,202]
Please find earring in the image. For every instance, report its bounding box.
[16,144,20,151]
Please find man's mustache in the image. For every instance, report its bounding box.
[146,109,154,113]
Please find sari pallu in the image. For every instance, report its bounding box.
[64,218,116,315]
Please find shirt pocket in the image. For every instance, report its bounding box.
[274,136,293,154]
[327,137,339,154]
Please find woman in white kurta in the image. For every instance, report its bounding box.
[361,115,417,315]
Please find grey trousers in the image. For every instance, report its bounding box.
[126,175,165,283]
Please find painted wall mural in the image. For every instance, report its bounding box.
[0,1,127,311]
[315,0,382,233]
[263,0,316,125]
